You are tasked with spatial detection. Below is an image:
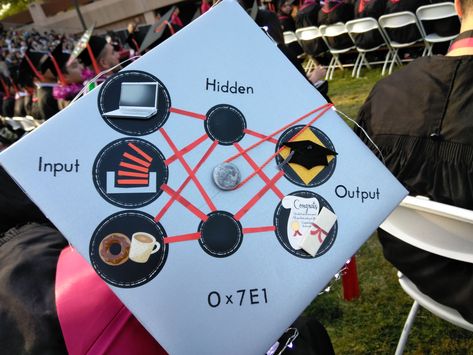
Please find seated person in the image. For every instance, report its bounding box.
[317,0,354,26]
[352,0,386,50]
[295,0,321,28]
[354,0,385,19]
[278,0,297,32]
[318,0,354,49]
[384,0,428,45]
[355,0,473,324]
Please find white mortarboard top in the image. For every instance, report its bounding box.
[0,1,408,354]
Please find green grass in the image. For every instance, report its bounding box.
[303,67,473,354]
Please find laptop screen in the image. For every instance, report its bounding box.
[119,83,157,108]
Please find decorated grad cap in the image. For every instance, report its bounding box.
[78,35,107,75]
[139,6,176,53]
[67,25,94,67]
[41,39,70,85]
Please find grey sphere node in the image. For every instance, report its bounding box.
[212,163,241,190]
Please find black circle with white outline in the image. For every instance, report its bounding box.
[274,190,337,259]
[204,104,246,146]
[90,211,168,288]
[275,125,337,187]
[93,138,168,208]
[97,70,171,136]
[198,211,243,257]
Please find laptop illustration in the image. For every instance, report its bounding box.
[103,82,158,119]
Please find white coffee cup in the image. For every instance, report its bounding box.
[129,232,160,263]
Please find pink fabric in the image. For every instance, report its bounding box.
[55,246,167,355]
[201,1,211,14]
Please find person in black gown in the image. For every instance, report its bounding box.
[355,0,473,324]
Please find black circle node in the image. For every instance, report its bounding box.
[198,211,243,257]
[204,104,246,146]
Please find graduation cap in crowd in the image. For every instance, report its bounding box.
[40,39,70,85]
[67,25,94,67]
[78,35,107,75]
[139,6,176,53]
[19,49,47,84]
[282,140,338,169]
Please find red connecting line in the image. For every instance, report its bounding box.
[243,129,278,144]
[226,103,333,163]
[235,104,333,190]
[155,139,219,222]
[166,133,208,165]
[161,184,209,222]
[164,232,202,244]
[234,142,284,200]
[169,107,206,120]
[242,226,276,234]
[160,128,217,212]
[234,170,285,221]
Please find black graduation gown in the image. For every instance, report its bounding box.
[317,2,354,49]
[352,0,385,49]
[317,1,354,25]
[0,165,67,353]
[37,86,59,121]
[384,0,428,44]
[2,95,14,117]
[295,1,320,28]
[356,55,473,323]
[278,13,297,32]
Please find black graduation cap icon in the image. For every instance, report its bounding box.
[282,140,337,169]
[139,6,176,53]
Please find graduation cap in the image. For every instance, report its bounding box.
[41,39,70,85]
[282,140,337,169]
[139,6,176,53]
[78,35,107,76]
[67,25,94,67]
[19,49,47,83]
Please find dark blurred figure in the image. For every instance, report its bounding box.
[384,0,428,45]
[318,0,354,49]
[356,0,473,325]
[352,0,386,50]
[278,0,297,32]
[295,0,321,28]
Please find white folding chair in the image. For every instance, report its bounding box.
[295,26,325,73]
[283,31,298,46]
[283,30,305,60]
[416,2,460,56]
[380,196,473,355]
[319,23,356,80]
[345,17,393,77]
[378,11,426,74]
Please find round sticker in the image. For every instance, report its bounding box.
[274,190,337,259]
[97,70,171,136]
[93,138,168,208]
[90,211,168,288]
[275,125,337,187]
